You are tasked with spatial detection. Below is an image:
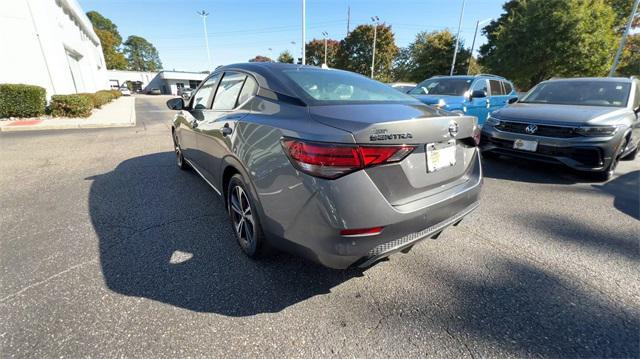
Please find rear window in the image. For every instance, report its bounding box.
[213,72,246,110]
[503,81,513,94]
[283,69,417,104]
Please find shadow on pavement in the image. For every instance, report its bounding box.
[513,213,639,262]
[398,258,639,358]
[88,152,358,315]
[592,170,640,220]
[482,155,592,185]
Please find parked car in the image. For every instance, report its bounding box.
[119,87,131,96]
[148,88,161,95]
[167,63,482,269]
[388,82,416,93]
[409,74,518,125]
[180,87,194,100]
[481,77,640,181]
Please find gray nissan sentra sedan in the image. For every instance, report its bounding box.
[167,63,482,269]
[481,77,640,180]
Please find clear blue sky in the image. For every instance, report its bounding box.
[78,0,508,72]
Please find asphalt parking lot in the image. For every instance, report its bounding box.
[1,95,638,358]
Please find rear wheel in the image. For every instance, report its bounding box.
[227,174,267,258]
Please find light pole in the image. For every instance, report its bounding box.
[197,10,212,71]
[322,31,328,65]
[467,18,492,75]
[302,0,306,65]
[370,16,379,79]
[450,0,466,76]
[609,0,639,76]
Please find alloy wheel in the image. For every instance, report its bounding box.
[229,185,256,248]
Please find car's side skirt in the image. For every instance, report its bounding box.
[184,158,222,196]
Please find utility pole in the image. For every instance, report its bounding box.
[197,10,212,71]
[302,0,306,65]
[322,31,329,65]
[467,18,492,75]
[609,0,639,76]
[370,16,379,79]
[347,6,351,35]
[450,0,466,76]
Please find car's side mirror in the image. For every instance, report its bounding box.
[508,97,518,104]
[470,90,487,99]
[634,106,640,114]
[166,97,184,110]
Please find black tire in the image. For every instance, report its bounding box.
[227,174,267,258]
[173,131,190,171]
[621,142,638,161]
[592,138,627,182]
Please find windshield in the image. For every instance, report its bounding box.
[521,80,631,107]
[283,69,418,104]
[409,78,473,96]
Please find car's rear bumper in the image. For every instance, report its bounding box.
[480,126,622,171]
[261,150,482,269]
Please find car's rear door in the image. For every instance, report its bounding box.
[195,71,256,186]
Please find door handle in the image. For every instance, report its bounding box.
[220,123,233,136]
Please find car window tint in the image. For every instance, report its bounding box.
[192,74,220,110]
[237,76,258,106]
[489,80,504,96]
[503,81,513,94]
[213,72,247,110]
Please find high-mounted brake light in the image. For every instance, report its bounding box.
[281,139,415,179]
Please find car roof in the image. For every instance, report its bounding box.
[544,77,634,83]
[213,62,326,100]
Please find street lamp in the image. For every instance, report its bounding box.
[322,31,329,66]
[467,17,492,75]
[301,0,306,65]
[370,16,379,79]
[450,0,466,76]
[197,10,212,71]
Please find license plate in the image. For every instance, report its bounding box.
[513,139,538,152]
[426,140,456,172]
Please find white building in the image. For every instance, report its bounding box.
[0,0,109,98]
[107,70,157,92]
[107,70,208,95]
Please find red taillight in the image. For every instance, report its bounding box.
[340,226,384,237]
[281,139,415,179]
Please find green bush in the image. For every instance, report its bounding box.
[108,89,122,98]
[78,90,120,109]
[50,94,93,117]
[0,84,46,118]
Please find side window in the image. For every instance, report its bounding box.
[503,81,513,95]
[237,76,258,105]
[489,80,504,96]
[212,72,247,110]
[191,74,220,110]
[471,79,488,95]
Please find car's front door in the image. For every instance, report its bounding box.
[180,74,220,169]
[466,79,490,125]
[195,71,255,186]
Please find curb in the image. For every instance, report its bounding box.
[0,97,136,133]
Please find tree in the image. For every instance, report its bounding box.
[277,51,294,63]
[395,30,471,82]
[604,0,638,29]
[616,34,640,76]
[123,36,162,71]
[479,0,618,90]
[335,24,399,82]
[95,29,128,70]
[305,39,340,67]
[248,55,273,62]
[87,11,128,70]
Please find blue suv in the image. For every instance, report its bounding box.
[408,74,518,125]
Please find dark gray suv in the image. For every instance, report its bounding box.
[167,63,483,269]
[481,77,640,180]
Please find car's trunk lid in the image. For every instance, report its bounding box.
[309,103,479,206]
